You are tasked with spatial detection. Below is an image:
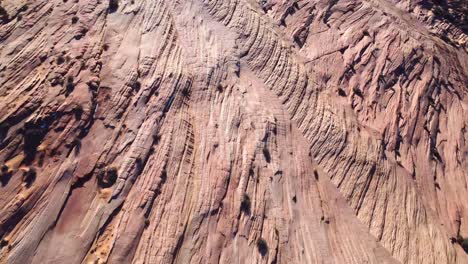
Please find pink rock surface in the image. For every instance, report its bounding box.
[0,0,466,263]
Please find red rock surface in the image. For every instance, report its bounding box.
[0,0,466,263]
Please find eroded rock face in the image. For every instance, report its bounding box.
[0,0,466,263]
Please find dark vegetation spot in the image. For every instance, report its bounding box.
[454,235,468,253]
[97,166,118,188]
[337,88,346,97]
[57,55,65,65]
[18,5,28,12]
[217,83,224,92]
[132,81,141,92]
[71,16,79,24]
[103,43,109,51]
[152,133,161,144]
[210,208,219,216]
[0,239,8,249]
[108,0,119,13]
[22,167,36,187]
[1,164,8,173]
[263,147,271,163]
[0,5,9,24]
[144,219,150,227]
[353,87,363,97]
[135,157,143,172]
[181,86,190,97]
[65,77,75,95]
[72,138,81,155]
[160,169,167,184]
[256,238,268,257]
[314,170,319,180]
[74,104,83,120]
[461,239,468,253]
[39,53,48,62]
[23,121,49,162]
[292,195,297,203]
[240,193,251,215]
[0,164,12,186]
[434,182,441,190]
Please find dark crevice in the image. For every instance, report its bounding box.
[171,225,188,264]
[263,147,271,163]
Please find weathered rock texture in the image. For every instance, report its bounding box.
[0,0,467,263]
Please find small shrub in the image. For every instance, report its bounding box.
[18,5,28,12]
[132,81,141,92]
[22,167,36,187]
[97,166,118,188]
[152,133,161,144]
[65,76,75,95]
[181,87,190,97]
[74,104,83,120]
[216,83,224,92]
[135,157,143,172]
[108,0,119,13]
[71,16,79,24]
[0,239,8,249]
[256,238,268,257]
[353,87,363,97]
[57,55,65,65]
[337,88,346,97]
[0,5,9,24]
[160,169,167,184]
[1,164,8,173]
[23,123,46,162]
[240,193,251,214]
[461,238,468,253]
[0,164,12,186]
[456,235,468,253]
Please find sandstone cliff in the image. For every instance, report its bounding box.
[0,0,467,263]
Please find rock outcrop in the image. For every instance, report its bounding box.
[0,0,466,263]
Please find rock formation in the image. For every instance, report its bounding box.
[0,0,466,263]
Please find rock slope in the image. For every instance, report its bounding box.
[0,0,466,263]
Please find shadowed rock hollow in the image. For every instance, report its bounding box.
[0,0,467,263]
